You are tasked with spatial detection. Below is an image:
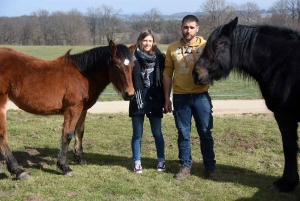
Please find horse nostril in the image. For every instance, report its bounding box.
[128,94,134,101]
[193,72,198,80]
[124,91,134,101]
[125,91,131,97]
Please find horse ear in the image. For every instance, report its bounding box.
[109,40,117,56]
[220,17,238,37]
[129,44,136,53]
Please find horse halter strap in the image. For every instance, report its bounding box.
[181,46,197,68]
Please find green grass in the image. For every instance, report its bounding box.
[0,110,300,200]
[0,45,262,101]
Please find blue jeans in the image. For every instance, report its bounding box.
[131,115,165,163]
[172,92,216,170]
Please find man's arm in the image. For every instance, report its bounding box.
[163,75,172,113]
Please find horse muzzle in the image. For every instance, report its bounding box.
[193,70,210,85]
[122,91,134,101]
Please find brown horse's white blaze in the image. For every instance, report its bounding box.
[0,40,134,179]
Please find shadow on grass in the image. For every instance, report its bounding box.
[1,147,300,200]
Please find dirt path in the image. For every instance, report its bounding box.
[6,100,271,116]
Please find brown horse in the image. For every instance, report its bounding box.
[0,40,134,179]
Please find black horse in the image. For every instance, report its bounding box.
[193,17,300,193]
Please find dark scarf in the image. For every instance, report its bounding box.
[135,48,161,87]
[132,48,162,109]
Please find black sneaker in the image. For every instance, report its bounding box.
[157,162,166,172]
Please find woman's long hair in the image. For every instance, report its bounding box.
[136,30,157,56]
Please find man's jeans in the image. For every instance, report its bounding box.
[131,115,165,162]
[173,92,216,170]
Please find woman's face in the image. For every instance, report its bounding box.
[141,35,153,53]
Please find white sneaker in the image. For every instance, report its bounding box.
[134,164,142,173]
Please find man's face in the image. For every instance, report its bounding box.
[181,21,199,42]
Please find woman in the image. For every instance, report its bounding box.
[129,30,166,173]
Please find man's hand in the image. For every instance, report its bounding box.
[164,99,173,113]
[163,75,173,114]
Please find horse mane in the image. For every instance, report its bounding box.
[63,46,111,72]
[258,25,300,40]
[229,24,300,81]
[230,25,258,74]
[62,44,132,72]
[115,44,134,63]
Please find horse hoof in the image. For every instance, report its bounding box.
[73,155,87,165]
[64,171,73,176]
[17,172,30,180]
[78,159,87,165]
[269,185,279,193]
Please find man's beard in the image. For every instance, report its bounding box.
[183,34,193,41]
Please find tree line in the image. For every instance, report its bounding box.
[1,0,300,46]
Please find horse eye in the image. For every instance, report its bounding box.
[213,42,220,48]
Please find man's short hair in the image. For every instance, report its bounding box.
[182,15,199,26]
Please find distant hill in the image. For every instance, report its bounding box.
[163,12,198,19]
[119,12,197,20]
[120,10,271,20]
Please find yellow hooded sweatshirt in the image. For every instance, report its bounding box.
[164,36,209,94]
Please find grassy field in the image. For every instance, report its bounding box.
[0,111,299,200]
[0,46,298,200]
[0,45,262,101]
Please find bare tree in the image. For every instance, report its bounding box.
[30,15,43,45]
[200,0,237,29]
[287,0,298,21]
[160,19,181,44]
[60,9,87,45]
[197,0,237,38]
[49,11,65,45]
[239,2,261,24]
[0,17,16,44]
[270,0,289,26]
[99,5,122,44]
[130,14,145,32]
[86,7,102,45]
[19,16,33,45]
[142,8,164,32]
[32,10,51,45]
[297,0,300,22]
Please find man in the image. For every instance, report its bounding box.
[163,15,217,180]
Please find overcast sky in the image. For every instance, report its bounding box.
[0,0,276,17]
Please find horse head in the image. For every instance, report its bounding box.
[193,17,238,85]
[108,40,134,100]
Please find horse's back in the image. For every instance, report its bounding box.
[253,31,300,116]
[0,48,90,115]
[0,47,40,60]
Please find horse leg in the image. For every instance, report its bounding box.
[270,112,299,192]
[0,96,29,179]
[73,110,87,165]
[0,116,29,179]
[56,105,83,176]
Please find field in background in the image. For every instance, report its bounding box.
[0,45,262,101]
